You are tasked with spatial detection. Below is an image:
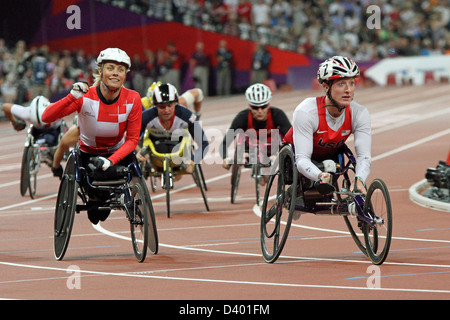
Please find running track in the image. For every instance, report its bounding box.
[0,84,449,302]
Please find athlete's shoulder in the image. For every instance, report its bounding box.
[295,97,318,114]
[174,104,197,123]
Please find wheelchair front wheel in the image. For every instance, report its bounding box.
[193,164,209,211]
[363,178,393,265]
[54,154,78,260]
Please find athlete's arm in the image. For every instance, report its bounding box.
[352,105,372,185]
[41,94,81,123]
[293,107,321,181]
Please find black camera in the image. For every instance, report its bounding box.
[426,161,450,189]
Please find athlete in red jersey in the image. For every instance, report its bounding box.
[42,48,141,167]
[290,56,371,194]
[42,48,142,224]
[221,83,291,168]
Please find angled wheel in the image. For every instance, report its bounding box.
[54,154,78,260]
[20,146,30,196]
[163,157,172,218]
[253,162,261,206]
[27,145,39,199]
[230,146,242,203]
[260,145,297,263]
[193,164,209,211]
[363,178,393,265]
[129,176,159,262]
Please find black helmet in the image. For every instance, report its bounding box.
[152,83,178,105]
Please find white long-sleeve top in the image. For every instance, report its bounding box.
[292,96,372,183]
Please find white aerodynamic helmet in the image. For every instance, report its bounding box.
[317,56,360,84]
[245,83,272,107]
[96,48,131,70]
[29,96,50,126]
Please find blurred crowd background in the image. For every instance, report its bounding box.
[1,0,449,113]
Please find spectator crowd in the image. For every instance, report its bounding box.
[105,0,450,59]
[1,0,449,116]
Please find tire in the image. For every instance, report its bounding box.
[163,157,171,218]
[260,145,297,263]
[20,146,30,196]
[363,178,393,265]
[129,180,149,262]
[54,154,77,261]
[193,164,209,211]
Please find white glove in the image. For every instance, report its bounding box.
[98,156,112,171]
[320,172,331,184]
[71,81,88,99]
[322,160,336,173]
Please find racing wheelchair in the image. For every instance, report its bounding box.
[20,122,68,199]
[53,149,158,263]
[230,131,279,206]
[260,143,392,265]
[140,130,209,218]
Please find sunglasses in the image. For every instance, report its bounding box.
[250,104,269,110]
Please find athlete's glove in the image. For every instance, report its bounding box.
[97,156,112,171]
[12,119,26,131]
[70,81,88,99]
[322,160,336,173]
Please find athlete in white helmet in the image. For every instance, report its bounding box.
[284,55,371,196]
[2,96,63,146]
[221,83,291,170]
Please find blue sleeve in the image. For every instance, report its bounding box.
[176,106,209,163]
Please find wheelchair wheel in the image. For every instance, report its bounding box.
[363,178,393,265]
[54,154,78,260]
[129,177,158,261]
[253,163,261,206]
[230,149,241,204]
[193,164,209,211]
[163,157,172,218]
[260,145,297,263]
[20,146,30,196]
[20,145,38,199]
[27,145,39,199]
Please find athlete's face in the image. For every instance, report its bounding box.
[157,102,176,123]
[249,104,269,121]
[100,62,127,91]
[324,78,356,111]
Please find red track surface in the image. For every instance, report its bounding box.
[1,85,449,302]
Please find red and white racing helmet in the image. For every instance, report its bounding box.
[317,56,360,84]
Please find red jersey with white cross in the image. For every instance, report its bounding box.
[312,96,352,160]
[42,86,142,165]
